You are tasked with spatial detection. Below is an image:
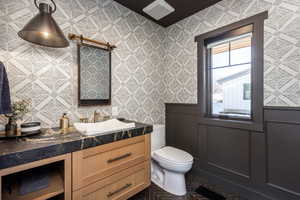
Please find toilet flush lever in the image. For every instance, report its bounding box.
[107,153,132,163]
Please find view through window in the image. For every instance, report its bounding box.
[208,34,252,118]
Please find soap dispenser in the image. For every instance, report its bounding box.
[60,113,69,130]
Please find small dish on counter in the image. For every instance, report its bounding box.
[0,122,41,139]
[21,122,41,135]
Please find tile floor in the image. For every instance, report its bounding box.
[129,170,241,200]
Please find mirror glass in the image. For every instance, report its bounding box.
[78,43,111,106]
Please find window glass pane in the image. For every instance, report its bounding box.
[211,64,251,118]
[211,43,229,68]
[243,83,251,100]
[230,36,251,65]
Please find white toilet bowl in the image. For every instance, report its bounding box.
[151,146,193,196]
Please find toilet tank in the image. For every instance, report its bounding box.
[151,124,166,152]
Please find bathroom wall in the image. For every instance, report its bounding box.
[0,0,166,127]
[166,104,300,200]
[164,2,300,198]
[164,0,300,107]
[3,0,300,128]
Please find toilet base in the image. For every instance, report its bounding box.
[151,162,187,196]
[150,145,193,196]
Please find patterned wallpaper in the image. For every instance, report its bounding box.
[2,0,300,128]
[0,0,166,127]
[164,0,300,107]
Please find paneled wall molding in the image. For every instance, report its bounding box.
[195,168,274,200]
[207,161,250,179]
[166,103,300,200]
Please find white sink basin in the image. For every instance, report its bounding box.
[74,119,135,136]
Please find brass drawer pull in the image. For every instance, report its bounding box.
[107,153,132,163]
[107,183,132,197]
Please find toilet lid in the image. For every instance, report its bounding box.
[153,146,193,164]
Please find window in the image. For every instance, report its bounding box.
[207,31,252,119]
[195,11,267,131]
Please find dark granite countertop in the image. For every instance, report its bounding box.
[0,121,152,170]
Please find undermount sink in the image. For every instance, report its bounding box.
[73,119,135,136]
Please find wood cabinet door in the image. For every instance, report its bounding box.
[72,161,150,200]
[72,135,150,191]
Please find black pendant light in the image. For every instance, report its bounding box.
[18,0,69,48]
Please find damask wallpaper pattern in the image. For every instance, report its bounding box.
[0,0,165,127]
[1,0,300,128]
[164,0,300,107]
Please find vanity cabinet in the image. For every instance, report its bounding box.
[0,134,151,200]
[72,134,151,199]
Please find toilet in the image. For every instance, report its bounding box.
[151,124,193,196]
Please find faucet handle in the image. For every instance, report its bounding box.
[94,110,102,123]
[80,117,88,123]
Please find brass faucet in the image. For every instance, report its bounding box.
[93,110,110,123]
[79,117,89,123]
[94,110,102,123]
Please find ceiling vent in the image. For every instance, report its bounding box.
[142,0,175,20]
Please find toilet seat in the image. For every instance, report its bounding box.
[153,146,193,165]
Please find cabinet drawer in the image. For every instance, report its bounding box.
[72,135,150,190]
[73,161,150,200]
